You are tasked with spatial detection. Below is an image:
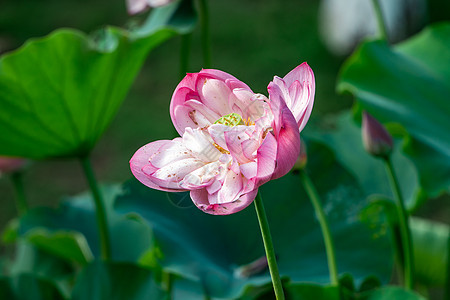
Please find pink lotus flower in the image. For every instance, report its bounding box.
[126,0,173,15]
[130,63,315,215]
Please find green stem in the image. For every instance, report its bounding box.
[299,171,339,286]
[10,171,28,216]
[384,157,414,290]
[198,0,212,68]
[80,156,111,260]
[444,233,450,300]
[371,0,388,40]
[254,192,285,299]
[179,33,192,80]
[162,272,173,299]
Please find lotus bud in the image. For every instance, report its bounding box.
[362,111,393,158]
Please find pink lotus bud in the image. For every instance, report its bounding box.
[362,111,393,158]
[0,156,27,175]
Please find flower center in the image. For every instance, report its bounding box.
[214,113,244,127]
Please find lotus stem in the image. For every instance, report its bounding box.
[254,192,285,299]
[300,170,339,286]
[198,0,212,68]
[179,33,192,80]
[384,157,414,289]
[11,171,28,216]
[80,155,111,260]
[371,0,388,41]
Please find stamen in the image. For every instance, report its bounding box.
[213,143,230,154]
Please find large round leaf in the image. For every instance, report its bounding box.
[115,141,393,299]
[338,22,450,202]
[0,26,174,159]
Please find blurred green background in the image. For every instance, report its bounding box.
[0,0,448,230]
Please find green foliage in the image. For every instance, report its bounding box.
[410,217,449,286]
[361,202,449,287]
[18,185,156,264]
[0,273,65,300]
[0,0,197,160]
[338,22,450,207]
[365,286,426,300]
[307,112,420,209]
[0,27,172,159]
[284,283,340,300]
[25,229,94,265]
[71,261,167,300]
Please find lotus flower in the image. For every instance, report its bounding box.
[126,0,173,15]
[130,63,315,215]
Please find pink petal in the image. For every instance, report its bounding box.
[240,161,257,179]
[130,140,187,192]
[172,105,199,135]
[217,169,243,204]
[197,69,242,83]
[183,128,221,162]
[255,132,277,186]
[283,62,314,89]
[190,187,258,215]
[197,79,232,116]
[226,79,252,91]
[170,70,253,135]
[206,178,222,194]
[185,99,221,124]
[242,139,259,160]
[269,62,315,131]
[170,75,199,135]
[267,84,301,179]
[224,130,250,164]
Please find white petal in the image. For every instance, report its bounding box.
[217,169,243,204]
[150,138,192,168]
[240,161,257,179]
[153,158,204,182]
[206,178,222,194]
[183,128,221,162]
[180,161,221,189]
